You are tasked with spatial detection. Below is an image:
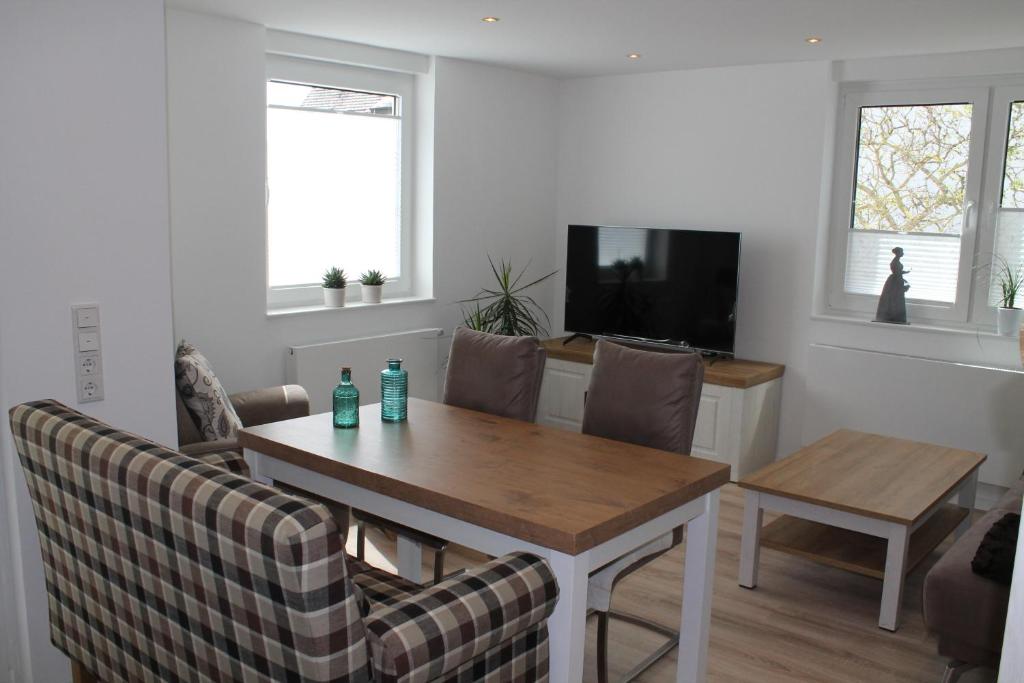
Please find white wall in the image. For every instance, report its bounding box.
[556,51,1024,486]
[166,11,559,398]
[0,1,177,681]
[557,60,834,457]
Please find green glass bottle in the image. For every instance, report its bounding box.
[380,358,408,423]
[333,366,359,428]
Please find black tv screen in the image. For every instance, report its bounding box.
[564,225,740,354]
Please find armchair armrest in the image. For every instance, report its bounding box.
[229,384,309,427]
[179,438,238,457]
[364,552,558,683]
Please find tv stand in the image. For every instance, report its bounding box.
[562,333,593,345]
[536,336,785,480]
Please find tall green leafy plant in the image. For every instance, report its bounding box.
[997,259,1024,309]
[458,257,556,336]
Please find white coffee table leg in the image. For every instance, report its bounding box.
[739,489,763,589]
[678,490,720,683]
[956,470,979,539]
[879,523,909,631]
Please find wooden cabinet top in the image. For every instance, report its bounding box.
[542,337,785,389]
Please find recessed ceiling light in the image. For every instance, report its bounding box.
[482,16,500,23]
[805,36,822,45]
[627,53,642,60]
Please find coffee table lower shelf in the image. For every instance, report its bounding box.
[760,504,970,580]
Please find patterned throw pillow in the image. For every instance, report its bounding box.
[174,341,243,441]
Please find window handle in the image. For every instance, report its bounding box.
[963,199,976,235]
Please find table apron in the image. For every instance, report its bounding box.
[755,492,895,538]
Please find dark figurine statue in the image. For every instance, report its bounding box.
[874,247,910,324]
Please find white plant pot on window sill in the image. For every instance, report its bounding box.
[323,287,346,308]
[361,285,383,304]
[996,307,1024,336]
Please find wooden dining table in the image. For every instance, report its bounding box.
[239,398,730,683]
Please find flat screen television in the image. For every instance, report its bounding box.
[564,224,741,355]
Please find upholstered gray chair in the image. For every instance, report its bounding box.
[355,326,548,582]
[582,339,705,683]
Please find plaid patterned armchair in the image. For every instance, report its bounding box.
[10,400,558,683]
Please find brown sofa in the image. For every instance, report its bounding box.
[923,477,1022,681]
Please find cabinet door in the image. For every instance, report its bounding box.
[690,383,738,477]
[536,359,592,431]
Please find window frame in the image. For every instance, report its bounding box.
[971,85,1024,326]
[826,84,990,325]
[265,56,414,310]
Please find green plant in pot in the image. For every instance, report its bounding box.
[458,257,556,336]
[995,259,1024,337]
[359,269,387,304]
[322,267,347,308]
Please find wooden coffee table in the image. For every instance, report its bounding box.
[738,429,985,631]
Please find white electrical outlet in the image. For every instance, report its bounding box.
[78,353,100,376]
[72,304,104,403]
[78,376,104,402]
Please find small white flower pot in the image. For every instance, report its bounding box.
[361,285,383,304]
[323,287,346,308]
[996,307,1024,336]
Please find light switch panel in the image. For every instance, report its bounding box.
[75,307,99,328]
[72,304,104,403]
[77,332,100,352]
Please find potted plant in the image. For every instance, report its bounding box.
[996,259,1024,336]
[359,269,386,304]
[457,257,556,336]
[322,267,347,307]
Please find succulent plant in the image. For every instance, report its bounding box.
[360,269,387,286]
[322,267,347,289]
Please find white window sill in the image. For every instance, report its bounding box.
[811,312,1004,339]
[267,295,436,318]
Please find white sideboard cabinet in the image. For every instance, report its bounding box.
[536,338,785,480]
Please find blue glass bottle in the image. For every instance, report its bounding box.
[380,358,408,422]
[333,367,359,428]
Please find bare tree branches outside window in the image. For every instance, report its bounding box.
[852,103,973,235]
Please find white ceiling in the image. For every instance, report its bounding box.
[167,0,1024,78]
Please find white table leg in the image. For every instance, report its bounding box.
[396,535,423,583]
[242,448,272,485]
[678,490,720,683]
[879,522,909,631]
[739,489,763,589]
[956,470,979,539]
[545,550,589,683]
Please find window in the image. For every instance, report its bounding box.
[265,57,413,308]
[826,83,1009,324]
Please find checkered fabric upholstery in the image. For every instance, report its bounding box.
[190,448,252,476]
[365,553,557,683]
[10,400,557,682]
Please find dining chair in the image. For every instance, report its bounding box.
[581,339,705,683]
[355,326,548,582]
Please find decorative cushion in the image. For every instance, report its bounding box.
[442,327,547,422]
[174,340,242,441]
[582,339,705,454]
[972,512,1019,585]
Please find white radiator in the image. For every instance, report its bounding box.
[287,328,444,414]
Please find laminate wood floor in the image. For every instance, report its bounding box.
[349,483,995,683]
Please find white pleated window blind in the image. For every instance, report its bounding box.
[267,81,402,290]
